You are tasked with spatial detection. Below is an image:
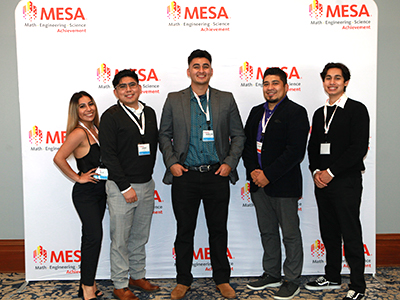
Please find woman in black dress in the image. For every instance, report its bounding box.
[54,91,106,300]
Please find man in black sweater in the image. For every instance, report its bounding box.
[305,63,369,300]
[99,70,159,300]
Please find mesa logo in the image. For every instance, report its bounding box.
[311,240,325,258]
[22,2,85,21]
[240,66,300,82]
[40,7,85,21]
[167,2,229,20]
[153,190,164,215]
[309,0,323,19]
[115,68,159,82]
[241,182,252,205]
[33,245,47,264]
[239,65,301,91]
[97,63,111,83]
[29,126,66,145]
[167,1,181,21]
[326,4,370,18]
[23,1,37,21]
[50,249,81,263]
[154,190,163,202]
[28,125,66,152]
[29,125,43,146]
[239,62,253,82]
[172,247,233,260]
[309,1,371,19]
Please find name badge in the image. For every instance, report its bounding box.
[203,130,214,142]
[320,143,331,155]
[138,143,150,156]
[256,141,263,154]
[94,167,108,180]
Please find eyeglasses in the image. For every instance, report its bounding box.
[116,82,138,91]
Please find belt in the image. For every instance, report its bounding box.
[184,163,220,173]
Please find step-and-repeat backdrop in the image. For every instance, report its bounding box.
[15,0,377,281]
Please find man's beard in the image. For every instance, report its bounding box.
[267,99,280,104]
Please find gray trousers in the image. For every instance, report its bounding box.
[251,188,303,285]
[106,179,155,289]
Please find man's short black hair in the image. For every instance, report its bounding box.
[188,49,212,65]
[112,69,139,88]
[320,62,351,82]
[320,63,351,92]
[263,67,288,85]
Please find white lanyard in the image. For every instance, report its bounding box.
[78,122,99,145]
[193,88,210,122]
[120,101,146,136]
[261,111,274,135]
[323,99,340,134]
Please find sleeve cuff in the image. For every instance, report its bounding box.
[327,168,335,177]
[312,169,320,176]
[121,186,132,194]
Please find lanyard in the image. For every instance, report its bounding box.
[261,102,281,136]
[193,88,210,123]
[120,101,146,136]
[78,121,99,146]
[323,99,340,134]
[261,111,274,135]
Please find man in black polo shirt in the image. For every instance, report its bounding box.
[305,63,369,300]
[99,70,159,300]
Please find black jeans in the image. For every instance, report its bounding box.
[172,170,231,286]
[72,181,106,286]
[315,175,366,294]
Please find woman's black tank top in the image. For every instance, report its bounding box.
[75,128,101,174]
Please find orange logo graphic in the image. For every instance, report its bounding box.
[239,62,254,81]
[97,63,111,83]
[241,182,251,202]
[33,245,47,264]
[309,0,323,19]
[29,125,43,145]
[311,240,325,258]
[23,1,37,21]
[167,1,181,21]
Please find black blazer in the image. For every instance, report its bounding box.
[242,97,310,197]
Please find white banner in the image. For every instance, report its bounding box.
[15,0,377,281]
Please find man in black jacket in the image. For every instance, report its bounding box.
[305,63,369,300]
[242,68,309,300]
[99,70,159,300]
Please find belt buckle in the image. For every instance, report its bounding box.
[198,165,210,173]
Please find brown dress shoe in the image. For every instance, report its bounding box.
[171,284,190,300]
[129,277,160,292]
[217,283,236,299]
[113,287,138,300]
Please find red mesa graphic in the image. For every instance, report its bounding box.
[23,1,37,21]
[241,182,251,202]
[239,62,253,81]
[311,239,325,258]
[167,1,181,21]
[33,245,47,264]
[97,63,111,83]
[29,125,43,145]
[309,0,323,19]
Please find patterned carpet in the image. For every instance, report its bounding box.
[1,267,399,299]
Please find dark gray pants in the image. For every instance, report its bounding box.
[251,188,303,285]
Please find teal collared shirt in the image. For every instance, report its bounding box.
[184,88,220,167]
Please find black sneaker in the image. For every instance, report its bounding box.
[247,273,282,290]
[343,290,364,300]
[305,276,341,290]
[273,280,300,300]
